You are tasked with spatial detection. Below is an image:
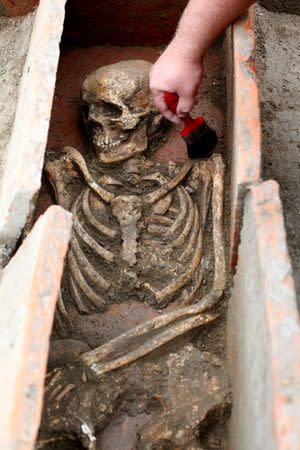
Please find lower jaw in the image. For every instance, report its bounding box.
[95,145,146,164]
[95,143,132,164]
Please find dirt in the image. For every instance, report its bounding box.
[259,0,300,15]
[254,3,300,306]
[0,11,35,180]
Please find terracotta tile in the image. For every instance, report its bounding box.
[226,7,262,268]
[0,0,66,265]
[228,180,300,450]
[0,206,72,450]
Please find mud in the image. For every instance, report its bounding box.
[0,11,35,180]
[255,4,300,306]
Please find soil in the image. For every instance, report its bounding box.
[259,0,300,15]
[255,3,300,306]
[0,11,35,180]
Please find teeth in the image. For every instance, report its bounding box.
[94,137,124,149]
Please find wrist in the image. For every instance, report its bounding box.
[166,37,205,65]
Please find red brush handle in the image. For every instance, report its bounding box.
[164,92,205,138]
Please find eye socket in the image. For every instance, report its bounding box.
[100,101,122,118]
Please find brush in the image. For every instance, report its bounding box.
[164,92,218,159]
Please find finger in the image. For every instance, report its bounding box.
[152,89,168,114]
[177,95,195,118]
[163,109,182,125]
[152,89,181,124]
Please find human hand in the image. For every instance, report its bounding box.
[150,42,203,124]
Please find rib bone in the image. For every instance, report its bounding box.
[163,187,188,240]
[181,265,205,306]
[147,224,169,237]
[170,189,195,248]
[73,216,115,263]
[71,236,110,291]
[143,162,192,205]
[56,291,73,329]
[178,206,201,262]
[151,193,173,215]
[144,223,203,304]
[68,272,90,313]
[145,215,173,226]
[68,252,106,311]
[81,189,116,238]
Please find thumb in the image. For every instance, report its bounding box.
[176,95,195,118]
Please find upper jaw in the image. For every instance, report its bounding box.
[93,129,128,151]
[92,122,148,163]
[95,137,125,150]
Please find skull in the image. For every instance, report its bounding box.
[81,60,167,164]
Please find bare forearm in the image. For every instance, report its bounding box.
[173,0,254,61]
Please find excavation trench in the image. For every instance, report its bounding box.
[1,2,299,449]
[33,3,231,449]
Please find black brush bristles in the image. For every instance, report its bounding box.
[183,123,218,159]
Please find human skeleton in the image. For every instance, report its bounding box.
[41,60,228,449]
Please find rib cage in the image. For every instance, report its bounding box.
[65,162,212,313]
[143,184,209,306]
[67,189,116,311]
